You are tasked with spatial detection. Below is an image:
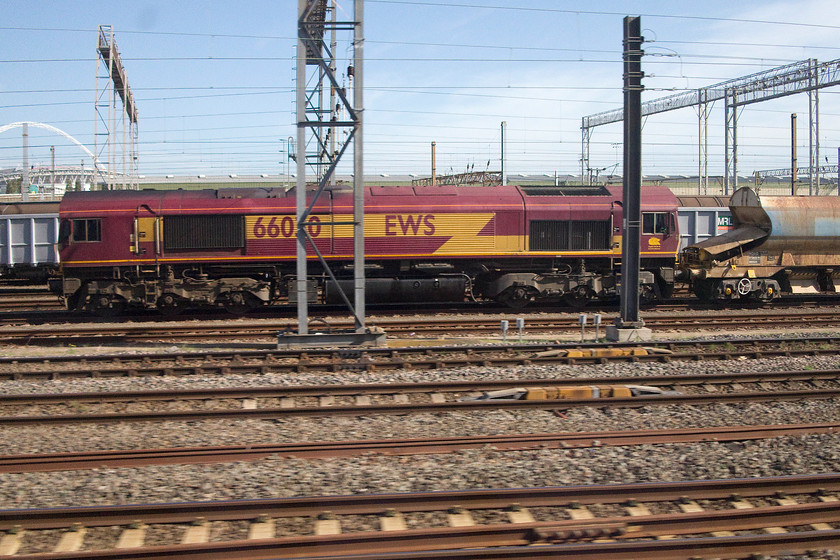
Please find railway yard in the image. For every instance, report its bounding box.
[6,0,840,557]
[1,290,840,558]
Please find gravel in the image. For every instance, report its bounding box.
[2,434,840,509]
[2,336,840,558]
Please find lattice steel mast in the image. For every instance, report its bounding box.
[295,0,366,336]
[95,25,138,190]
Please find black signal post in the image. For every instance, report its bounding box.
[609,15,651,341]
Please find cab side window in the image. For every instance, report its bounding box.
[642,212,668,235]
[72,219,102,242]
[58,219,72,244]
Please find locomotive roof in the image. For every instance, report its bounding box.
[60,183,678,211]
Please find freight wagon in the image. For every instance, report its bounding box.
[0,201,60,283]
[682,187,840,300]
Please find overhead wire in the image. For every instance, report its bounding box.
[2,7,838,175]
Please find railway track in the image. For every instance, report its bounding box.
[2,367,840,426]
[1,335,839,379]
[2,422,837,474]
[0,294,62,311]
[3,309,840,343]
[2,474,840,558]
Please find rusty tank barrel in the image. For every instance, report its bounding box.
[730,187,840,255]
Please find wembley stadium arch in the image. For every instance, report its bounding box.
[0,121,107,194]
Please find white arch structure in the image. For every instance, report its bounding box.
[0,121,105,172]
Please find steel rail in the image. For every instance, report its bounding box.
[3,344,840,381]
[4,473,840,531]
[3,367,840,405]
[3,311,840,341]
[3,388,840,426]
[264,532,840,560]
[3,385,840,426]
[1,334,837,367]
[1,422,837,473]
[9,504,840,559]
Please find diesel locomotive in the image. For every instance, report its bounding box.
[56,184,681,315]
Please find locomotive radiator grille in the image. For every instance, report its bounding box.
[530,220,610,251]
[163,215,245,251]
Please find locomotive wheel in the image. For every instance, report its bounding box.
[220,291,258,315]
[498,285,535,309]
[563,286,592,309]
[90,295,127,318]
[639,283,659,306]
[157,293,185,316]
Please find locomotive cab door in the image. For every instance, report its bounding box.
[131,212,161,260]
[641,211,674,253]
[131,204,163,306]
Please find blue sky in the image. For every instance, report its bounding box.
[2,0,840,180]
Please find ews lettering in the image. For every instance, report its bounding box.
[384,214,436,236]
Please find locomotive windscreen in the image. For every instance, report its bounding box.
[163,215,245,251]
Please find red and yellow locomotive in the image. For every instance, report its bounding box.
[57,184,680,315]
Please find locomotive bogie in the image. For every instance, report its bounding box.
[483,271,613,308]
[690,276,781,302]
[63,272,271,315]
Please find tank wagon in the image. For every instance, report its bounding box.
[0,201,60,283]
[681,187,840,301]
[57,184,680,315]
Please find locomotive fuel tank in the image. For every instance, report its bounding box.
[324,277,467,305]
[682,187,840,299]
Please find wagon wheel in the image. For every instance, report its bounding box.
[692,279,716,301]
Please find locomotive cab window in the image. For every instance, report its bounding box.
[71,219,101,242]
[643,212,670,235]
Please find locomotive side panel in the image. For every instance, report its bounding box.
[482,185,680,307]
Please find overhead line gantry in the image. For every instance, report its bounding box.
[581,58,840,195]
[95,25,138,190]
